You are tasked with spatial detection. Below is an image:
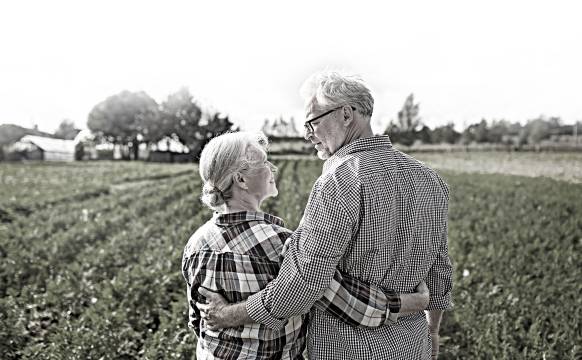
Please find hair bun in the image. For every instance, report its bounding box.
[201,182,225,209]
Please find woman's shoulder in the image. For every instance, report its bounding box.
[251,220,293,242]
[183,220,223,256]
[230,220,292,254]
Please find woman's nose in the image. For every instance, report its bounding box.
[268,161,278,174]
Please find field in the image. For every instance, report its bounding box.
[1,153,581,359]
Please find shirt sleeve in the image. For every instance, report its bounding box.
[279,224,400,327]
[247,187,361,328]
[426,212,453,310]
[313,269,401,327]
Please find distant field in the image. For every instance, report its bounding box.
[1,157,580,359]
[274,150,582,184]
[414,151,582,184]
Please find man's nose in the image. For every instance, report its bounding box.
[303,127,312,140]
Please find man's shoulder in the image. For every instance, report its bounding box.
[317,157,362,196]
[393,150,450,198]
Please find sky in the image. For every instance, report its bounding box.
[1,0,581,134]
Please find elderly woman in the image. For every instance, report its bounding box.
[182,131,428,360]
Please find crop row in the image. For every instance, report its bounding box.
[440,172,582,359]
[1,159,581,359]
[0,161,194,219]
[1,168,203,358]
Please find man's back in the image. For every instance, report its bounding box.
[306,136,452,359]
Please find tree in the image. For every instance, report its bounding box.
[526,118,551,145]
[87,91,160,160]
[186,111,236,159]
[488,120,511,144]
[54,119,80,140]
[261,116,300,137]
[385,94,424,146]
[416,125,433,144]
[461,119,489,144]
[158,88,235,159]
[157,87,203,145]
[397,93,422,132]
[432,123,461,144]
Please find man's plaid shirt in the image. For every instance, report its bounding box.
[247,136,453,359]
[182,211,401,360]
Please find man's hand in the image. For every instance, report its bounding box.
[196,287,231,330]
[196,287,255,330]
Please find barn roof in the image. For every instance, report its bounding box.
[20,135,75,153]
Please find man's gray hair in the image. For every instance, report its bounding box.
[299,71,374,118]
[198,131,269,211]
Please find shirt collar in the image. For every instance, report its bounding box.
[213,211,285,227]
[325,135,392,167]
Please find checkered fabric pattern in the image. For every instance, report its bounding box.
[182,211,401,360]
[246,135,453,360]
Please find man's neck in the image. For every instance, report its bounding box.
[343,120,374,146]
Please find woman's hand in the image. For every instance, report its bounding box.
[415,280,430,309]
[399,280,430,314]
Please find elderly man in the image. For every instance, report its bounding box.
[198,71,453,359]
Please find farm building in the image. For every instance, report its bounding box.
[7,135,76,161]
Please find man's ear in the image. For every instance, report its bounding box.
[342,105,354,127]
[232,172,248,190]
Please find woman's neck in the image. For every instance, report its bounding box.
[224,197,261,213]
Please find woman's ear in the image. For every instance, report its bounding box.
[232,172,248,190]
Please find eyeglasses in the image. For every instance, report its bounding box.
[303,105,356,134]
[303,106,343,134]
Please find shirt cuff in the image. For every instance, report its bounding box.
[246,292,288,330]
[383,289,401,325]
[426,293,453,311]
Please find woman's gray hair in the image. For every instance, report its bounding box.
[299,71,374,118]
[198,131,269,211]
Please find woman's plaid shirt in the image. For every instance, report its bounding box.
[182,211,401,360]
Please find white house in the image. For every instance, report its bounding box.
[9,135,76,161]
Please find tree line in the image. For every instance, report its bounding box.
[384,94,580,147]
[37,90,582,159]
[86,88,235,160]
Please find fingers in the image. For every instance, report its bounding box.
[197,307,218,329]
[196,302,210,312]
[195,287,229,331]
[416,280,429,294]
[197,309,220,331]
[198,286,215,299]
[198,287,226,303]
